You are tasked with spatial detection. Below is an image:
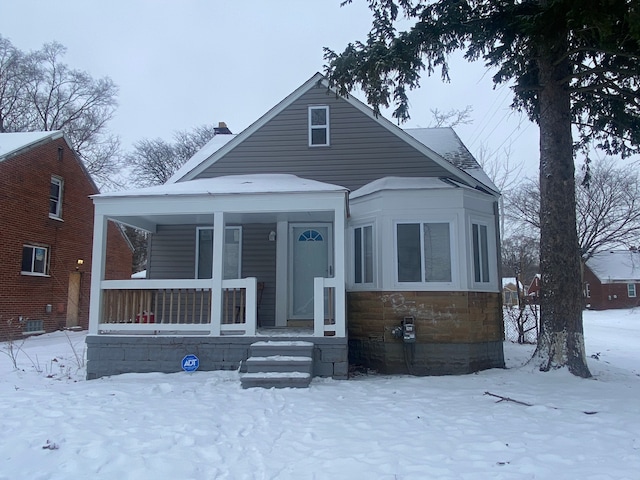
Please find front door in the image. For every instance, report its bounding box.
[289,224,332,319]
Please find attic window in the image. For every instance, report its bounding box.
[49,176,63,219]
[309,106,329,146]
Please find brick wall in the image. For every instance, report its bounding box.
[0,137,132,340]
[583,267,640,310]
[347,290,505,375]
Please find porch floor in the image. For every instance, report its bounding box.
[253,327,314,337]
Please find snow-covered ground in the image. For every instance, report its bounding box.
[1,310,638,480]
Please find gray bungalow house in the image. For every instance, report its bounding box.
[86,73,504,386]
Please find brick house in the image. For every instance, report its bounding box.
[86,73,504,385]
[583,250,640,310]
[0,131,132,340]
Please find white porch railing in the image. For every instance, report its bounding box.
[314,277,345,337]
[96,278,257,335]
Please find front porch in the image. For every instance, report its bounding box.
[87,175,349,380]
[94,276,341,337]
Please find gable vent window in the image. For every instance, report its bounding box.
[309,106,330,146]
[49,176,63,219]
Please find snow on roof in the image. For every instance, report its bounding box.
[350,176,462,200]
[502,277,524,289]
[0,131,61,160]
[586,250,640,283]
[95,174,347,199]
[167,134,237,184]
[404,127,498,192]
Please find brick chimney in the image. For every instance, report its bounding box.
[214,122,232,135]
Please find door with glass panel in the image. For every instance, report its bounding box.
[289,224,332,319]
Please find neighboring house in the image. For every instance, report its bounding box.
[0,131,133,340]
[528,274,541,303]
[502,277,525,307]
[583,250,640,310]
[86,73,504,385]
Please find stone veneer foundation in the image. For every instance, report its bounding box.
[347,291,505,375]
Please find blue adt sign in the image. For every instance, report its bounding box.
[181,354,199,372]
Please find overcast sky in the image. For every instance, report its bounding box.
[0,0,540,179]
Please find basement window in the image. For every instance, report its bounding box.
[23,319,44,335]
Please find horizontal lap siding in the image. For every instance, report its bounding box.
[241,224,276,326]
[148,225,196,279]
[197,87,451,190]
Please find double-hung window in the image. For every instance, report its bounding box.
[21,244,49,275]
[49,176,63,219]
[472,223,490,283]
[354,225,374,284]
[196,226,242,279]
[309,106,329,146]
[628,283,636,298]
[396,222,452,283]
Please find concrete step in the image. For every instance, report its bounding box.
[245,355,313,374]
[241,341,314,389]
[241,372,311,389]
[249,340,313,358]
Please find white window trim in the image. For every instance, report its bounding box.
[308,105,330,147]
[393,220,455,288]
[352,223,376,287]
[195,226,242,280]
[585,283,591,298]
[21,244,50,276]
[49,176,63,220]
[628,283,636,298]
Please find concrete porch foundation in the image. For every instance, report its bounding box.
[86,333,348,380]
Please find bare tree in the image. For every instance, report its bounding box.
[0,36,121,189]
[126,125,218,187]
[502,234,539,283]
[429,105,473,128]
[508,158,640,261]
[475,144,524,240]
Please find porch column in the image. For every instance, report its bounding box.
[209,211,225,336]
[275,220,288,327]
[88,214,108,335]
[333,205,347,337]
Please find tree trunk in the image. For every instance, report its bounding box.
[532,32,591,377]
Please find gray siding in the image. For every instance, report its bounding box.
[147,223,277,325]
[196,85,452,191]
[148,224,196,279]
[241,223,277,326]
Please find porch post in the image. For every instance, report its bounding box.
[275,220,288,327]
[210,211,225,336]
[333,202,347,337]
[88,214,107,335]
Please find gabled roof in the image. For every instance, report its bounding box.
[0,130,100,193]
[0,131,65,161]
[586,250,640,283]
[168,73,498,196]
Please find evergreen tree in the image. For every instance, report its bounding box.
[325,0,640,377]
